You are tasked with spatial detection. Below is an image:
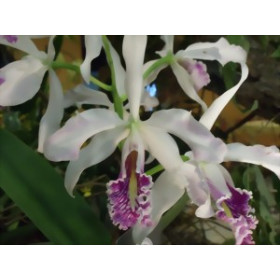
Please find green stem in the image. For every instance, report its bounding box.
[102,35,123,119]
[51,61,80,73]
[89,76,112,92]
[143,53,174,80]
[51,61,112,92]
[146,155,189,176]
[146,164,164,176]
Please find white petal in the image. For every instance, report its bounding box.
[182,163,208,205]
[157,35,174,57]
[65,126,129,196]
[139,123,183,170]
[181,162,214,218]
[80,35,102,84]
[217,164,235,187]
[109,41,126,97]
[195,193,214,218]
[225,143,280,179]
[0,56,47,106]
[202,163,231,198]
[64,84,113,109]
[199,63,249,130]
[121,128,146,174]
[0,35,40,56]
[145,109,227,163]
[141,238,153,245]
[180,37,247,66]
[44,109,125,161]
[123,35,147,119]
[171,63,207,111]
[38,70,64,153]
[47,35,56,61]
[132,170,185,244]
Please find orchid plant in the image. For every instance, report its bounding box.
[0,35,279,245]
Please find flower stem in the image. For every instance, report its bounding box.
[89,76,112,92]
[51,61,112,92]
[146,155,189,176]
[102,35,123,119]
[51,61,80,73]
[143,53,174,80]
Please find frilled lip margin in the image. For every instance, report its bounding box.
[107,172,153,231]
[216,185,258,245]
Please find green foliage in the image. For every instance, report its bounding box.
[226,35,250,52]
[243,166,280,244]
[0,129,111,244]
[271,47,280,58]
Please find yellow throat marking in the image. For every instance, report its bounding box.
[222,202,233,218]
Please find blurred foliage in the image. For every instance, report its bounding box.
[0,35,279,244]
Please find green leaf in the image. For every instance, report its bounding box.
[0,129,111,244]
[222,36,250,91]
[244,166,278,244]
[226,35,250,52]
[222,62,238,90]
[53,35,64,61]
[271,47,280,58]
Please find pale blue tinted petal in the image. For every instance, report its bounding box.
[0,56,46,106]
[80,35,102,84]
[0,35,40,56]
[132,170,185,244]
[225,143,280,179]
[199,64,249,130]
[38,70,64,153]
[171,63,207,111]
[180,37,247,66]
[145,109,227,163]
[64,84,112,109]
[123,35,147,119]
[65,126,129,196]
[44,108,125,161]
[140,123,183,170]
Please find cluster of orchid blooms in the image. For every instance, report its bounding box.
[1,35,280,245]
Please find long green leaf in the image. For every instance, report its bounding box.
[0,129,111,244]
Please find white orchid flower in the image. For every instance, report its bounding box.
[133,142,280,245]
[44,35,225,232]
[0,35,63,153]
[80,35,159,111]
[144,36,248,115]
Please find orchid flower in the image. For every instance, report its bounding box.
[133,142,280,245]
[144,36,248,115]
[44,35,225,232]
[132,80,280,245]
[0,35,63,153]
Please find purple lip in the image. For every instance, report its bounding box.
[2,35,18,43]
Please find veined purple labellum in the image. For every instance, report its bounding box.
[216,185,258,245]
[107,151,153,230]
